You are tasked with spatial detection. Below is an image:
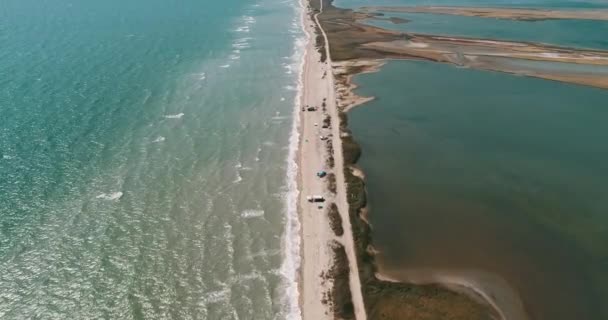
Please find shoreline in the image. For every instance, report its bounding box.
[296,0,368,319]
[295,1,347,319]
[374,273,506,318]
[374,270,529,320]
[333,59,385,113]
[295,1,334,318]
[281,0,307,318]
[360,6,608,22]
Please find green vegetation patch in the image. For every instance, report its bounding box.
[327,172,337,194]
[326,136,335,168]
[342,135,361,166]
[328,203,344,236]
[365,280,496,320]
[330,241,355,320]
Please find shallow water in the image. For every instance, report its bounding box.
[364,11,608,50]
[349,60,608,320]
[335,0,608,10]
[498,58,608,75]
[0,0,304,318]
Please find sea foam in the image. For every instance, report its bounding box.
[96,192,123,200]
[241,209,265,218]
[233,171,243,183]
[164,113,184,119]
[278,0,306,318]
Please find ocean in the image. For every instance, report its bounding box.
[337,0,608,319]
[0,0,305,318]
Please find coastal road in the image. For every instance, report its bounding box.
[313,2,369,320]
[297,1,368,319]
[299,5,340,320]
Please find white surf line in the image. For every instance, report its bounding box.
[313,2,369,320]
[279,1,306,319]
[299,4,334,320]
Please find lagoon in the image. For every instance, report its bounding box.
[364,11,608,50]
[349,60,608,320]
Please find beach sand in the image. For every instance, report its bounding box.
[297,1,367,319]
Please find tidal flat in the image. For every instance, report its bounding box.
[361,6,608,21]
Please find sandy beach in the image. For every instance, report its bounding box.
[297,1,367,319]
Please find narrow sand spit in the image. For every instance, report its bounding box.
[360,6,608,22]
[376,270,528,320]
[297,1,368,319]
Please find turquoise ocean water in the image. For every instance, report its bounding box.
[0,0,305,318]
[339,0,608,319]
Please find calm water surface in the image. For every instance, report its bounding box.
[349,60,608,320]
[364,11,608,50]
[335,0,608,9]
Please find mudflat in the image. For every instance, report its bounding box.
[361,6,608,22]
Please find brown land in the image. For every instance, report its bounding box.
[362,36,608,89]
[370,15,411,24]
[386,17,409,24]
[298,1,368,319]
[360,6,608,21]
[333,59,385,112]
[316,0,608,90]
